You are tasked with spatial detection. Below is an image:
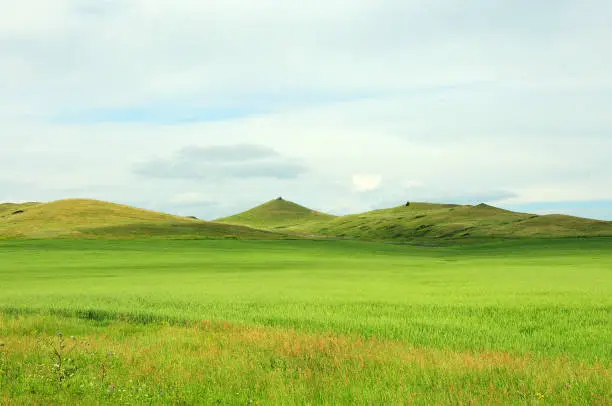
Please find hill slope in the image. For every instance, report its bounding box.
[217,199,612,242]
[216,198,336,229]
[0,199,286,239]
[288,202,612,241]
[3,198,610,242]
[0,202,40,217]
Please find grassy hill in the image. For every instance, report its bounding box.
[218,200,612,242]
[290,202,612,242]
[2,198,610,242]
[0,202,40,216]
[0,199,287,240]
[216,198,336,229]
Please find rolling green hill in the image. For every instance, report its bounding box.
[220,200,612,242]
[292,203,612,241]
[216,197,336,229]
[0,199,286,240]
[2,198,611,242]
[0,202,40,216]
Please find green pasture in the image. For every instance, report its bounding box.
[1,238,610,404]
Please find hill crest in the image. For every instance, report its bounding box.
[2,197,610,242]
[287,201,612,241]
[216,197,336,229]
[216,198,612,241]
[0,198,287,240]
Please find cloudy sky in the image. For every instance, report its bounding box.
[1,0,611,220]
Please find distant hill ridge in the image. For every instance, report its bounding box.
[1,197,611,241]
[216,199,612,241]
[216,197,336,229]
[0,199,287,240]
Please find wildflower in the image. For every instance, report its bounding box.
[536,392,545,400]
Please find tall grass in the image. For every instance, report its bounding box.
[1,238,610,404]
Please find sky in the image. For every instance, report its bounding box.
[1,0,611,220]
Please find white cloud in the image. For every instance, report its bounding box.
[134,144,306,180]
[168,192,213,206]
[352,174,382,192]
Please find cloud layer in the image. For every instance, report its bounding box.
[134,144,306,180]
[1,1,611,220]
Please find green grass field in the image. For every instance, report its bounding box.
[1,238,610,404]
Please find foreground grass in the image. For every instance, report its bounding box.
[2,315,609,405]
[1,238,611,404]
